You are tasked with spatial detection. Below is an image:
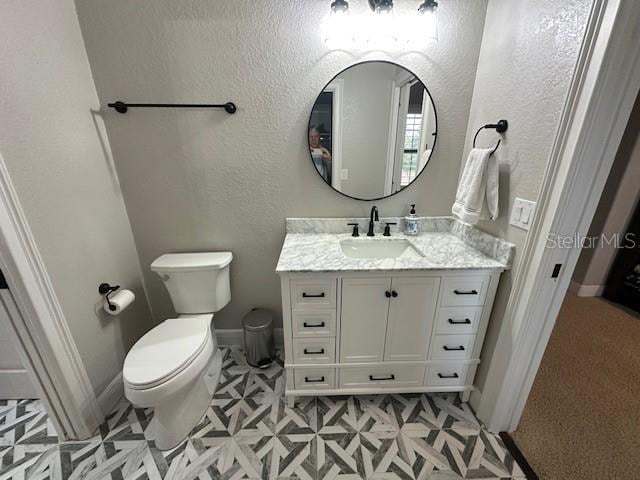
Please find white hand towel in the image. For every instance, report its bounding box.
[452,148,499,225]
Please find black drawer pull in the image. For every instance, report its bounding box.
[391,290,398,298]
[369,374,395,381]
[304,376,325,383]
[448,318,472,325]
[302,292,325,298]
[303,348,325,355]
[443,345,465,351]
[438,373,459,379]
[303,322,325,328]
[454,289,478,295]
[385,290,391,298]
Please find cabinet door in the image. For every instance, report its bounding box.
[340,277,391,363]
[384,277,440,362]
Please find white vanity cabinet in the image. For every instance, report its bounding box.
[279,269,502,405]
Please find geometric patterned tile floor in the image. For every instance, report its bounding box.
[0,347,525,479]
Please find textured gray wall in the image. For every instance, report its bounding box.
[75,0,488,328]
[0,0,154,396]
[462,0,593,392]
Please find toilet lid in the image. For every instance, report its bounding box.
[123,315,211,389]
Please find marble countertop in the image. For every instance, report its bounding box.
[276,231,509,273]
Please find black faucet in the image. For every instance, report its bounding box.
[367,206,379,236]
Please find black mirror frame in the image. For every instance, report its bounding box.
[308,60,438,202]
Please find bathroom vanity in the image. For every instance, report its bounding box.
[276,217,514,406]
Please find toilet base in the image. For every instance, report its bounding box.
[151,349,222,450]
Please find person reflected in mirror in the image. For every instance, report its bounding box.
[309,126,332,183]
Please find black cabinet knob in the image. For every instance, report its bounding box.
[385,291,391,298]
[391,291,398,297]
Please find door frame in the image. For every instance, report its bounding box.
[473,0,640,432]
[384,80,401,196]
[0,154,103,439]
[324,79,344,191]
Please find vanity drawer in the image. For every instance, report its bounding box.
[339,365,425,389]
[425,363,470,387]
[436,306,483,334]
[430,334,476,360]
[290,278,336,309]
[293,367,336,390]
[292,309,336,337]
[440,276,490,307]
[293,338,335,364]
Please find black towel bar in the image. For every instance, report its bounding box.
[107,101,237,114]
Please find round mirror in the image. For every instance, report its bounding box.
[308,61,437,201]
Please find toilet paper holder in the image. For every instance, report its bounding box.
[98,283,120,312]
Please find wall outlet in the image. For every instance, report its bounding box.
[510,197,537,230]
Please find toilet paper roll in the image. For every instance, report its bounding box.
[104,289,135,315]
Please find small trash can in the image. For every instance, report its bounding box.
[243,308,275,368]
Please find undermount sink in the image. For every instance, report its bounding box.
[340,238,424,259]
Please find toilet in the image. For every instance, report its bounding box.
[123,252,232,450]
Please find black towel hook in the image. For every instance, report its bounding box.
[473,119,508,155]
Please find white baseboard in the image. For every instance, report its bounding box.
[568,280,604,297]
[216,328,283,347]
[97,373,123,417]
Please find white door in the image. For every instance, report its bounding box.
[340,277,391,363]
[0,274,37,399]
[384,277,440,362]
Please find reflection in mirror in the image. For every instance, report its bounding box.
[309,61,436,201]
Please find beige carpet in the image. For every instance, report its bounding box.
[512,293,640,479]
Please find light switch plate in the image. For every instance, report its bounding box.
[510,197,537,230]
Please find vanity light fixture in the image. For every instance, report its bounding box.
[324,0,439,48]
[418,0,439,41]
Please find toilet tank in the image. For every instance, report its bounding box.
[151,252,232,314]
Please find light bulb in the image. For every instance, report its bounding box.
[368,0,396,47]
[373,0,394,15]
[418,0,439,42]
[322,0,354,48]
[330,0,349,15]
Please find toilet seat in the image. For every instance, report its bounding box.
[124,315,212,390]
